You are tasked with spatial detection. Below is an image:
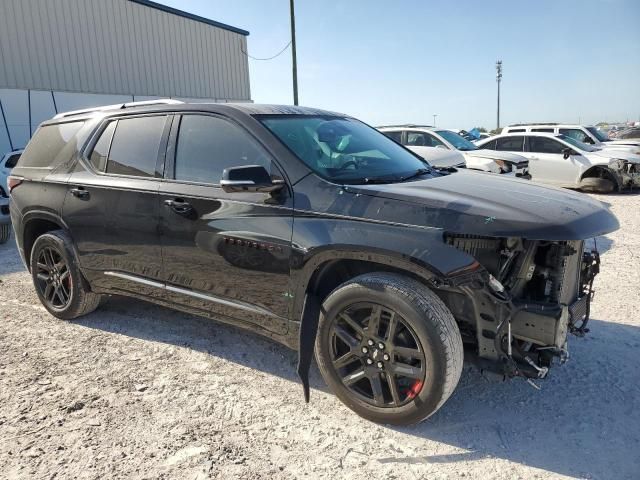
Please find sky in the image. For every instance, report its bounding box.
[162,0,640,130]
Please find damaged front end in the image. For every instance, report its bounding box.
[609,159,640,189]
[439,234,601,383]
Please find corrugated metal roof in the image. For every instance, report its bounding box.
[129,0,249,36]
[0,0,251,100]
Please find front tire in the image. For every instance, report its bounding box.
[315,273,463,425]
[580,177,615,193]
[0,224,10,244]
[30,230,102,320]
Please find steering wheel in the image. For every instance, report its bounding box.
[336,159,358,171]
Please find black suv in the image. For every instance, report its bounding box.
[8,101,619,424]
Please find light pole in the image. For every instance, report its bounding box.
[496,60,503,130]
[289,0,299,105]
[432,114,437,127]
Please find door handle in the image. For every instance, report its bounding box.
[70,187,89,199]
[164,198,193,215]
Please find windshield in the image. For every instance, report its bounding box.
[259,115,431,184]
[586,126,610,142]
[435,130,478,151]
[557,134,598,152]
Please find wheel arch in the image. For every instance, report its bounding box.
[292,248,446,324]
[21,211,70,271]
[580,166,619,189]
[292,247,460,402]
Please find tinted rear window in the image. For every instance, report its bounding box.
[382,131,403,142]
[19,122,84,168]
[495,136,524,152]
[106,116,167,177]
[528,136,564,154]
[478,139,497,150]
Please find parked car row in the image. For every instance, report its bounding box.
[501,123,640,150]
[477,131,640,192]
[378,125,530,177]
[6,100,620,424]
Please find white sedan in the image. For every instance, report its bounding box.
[378,126,529,177]
[476,132,640,192]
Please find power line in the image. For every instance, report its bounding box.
[240,41,292,61]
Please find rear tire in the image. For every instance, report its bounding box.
[315,272,463,425]
[0,224,10,244]
[580,177,615,193]
[30,230,102,320]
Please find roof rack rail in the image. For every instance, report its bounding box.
[53,99,184,119]
[376,124,433,129]
[507,122,559,127]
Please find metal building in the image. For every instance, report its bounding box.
[0,0,251,154]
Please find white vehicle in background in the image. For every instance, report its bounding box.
[378,125,529,177]
[0,149,22,243]
[476,132,640,193]
[501,123,640,151]
[378,125,466,168]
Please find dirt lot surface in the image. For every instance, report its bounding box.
[1,193,639,480]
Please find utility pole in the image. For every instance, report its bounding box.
[496,60,503,130]
[289,0,299,105]
[432,114,437,127]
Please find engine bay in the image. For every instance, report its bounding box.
[444,233,599,380]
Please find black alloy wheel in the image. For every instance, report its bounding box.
[329,302,426,407]
[34,246,72,310]
[30,230,102,320]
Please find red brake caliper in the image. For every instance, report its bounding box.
[406,380,423,399]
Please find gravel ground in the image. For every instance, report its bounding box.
[1,193,639,480]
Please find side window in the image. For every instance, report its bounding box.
[495,136,524,151]
[425,133,446,147]
[507,128,525,133]
[559,128,592,144]
[406,131,444,147]
[89,121,116,172]
[174,115,270,185]
[532,128,554,133]
[478,139,497,150]
[406,132,429,147]
[5,153,21,169]
[107,116,167,177]
[528,137,565,154]
[383,131,403,143]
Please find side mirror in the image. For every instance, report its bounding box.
[562,148,575,159]
[220,165,285,194]
[435,144,447,149]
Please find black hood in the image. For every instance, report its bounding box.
[346,170,619,240]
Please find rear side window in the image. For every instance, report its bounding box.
[106,116,167,177]
[495,136,524,151]
[383,131,403,143]
[19,122,84,168]
[89,122,116,172]
[173,114,270,185]
[4,153,21,169]
[478,139,497,150]
[406,132,445,148]
[528,137,564,154]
